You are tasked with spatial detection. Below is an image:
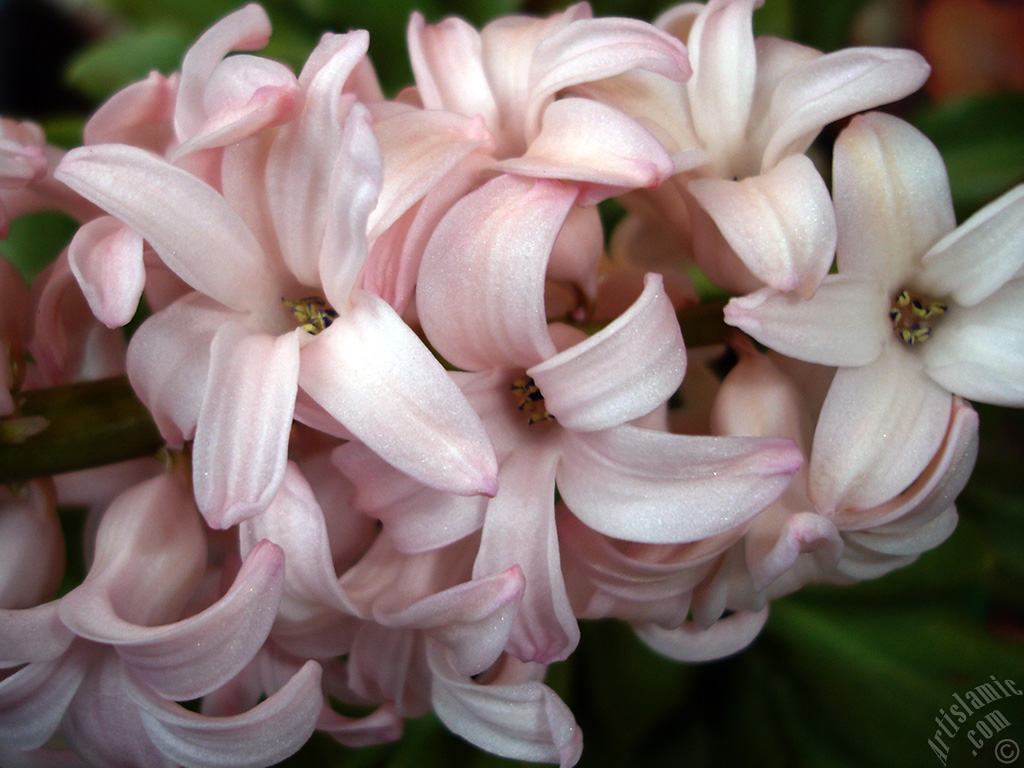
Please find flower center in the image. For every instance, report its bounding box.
[282,296,338,335]
[889,289,947,345]
[510,376,555,425]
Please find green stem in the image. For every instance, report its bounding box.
[0,376,164,484]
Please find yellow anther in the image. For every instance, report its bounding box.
[282,296,338,335]
[511,376,555,425]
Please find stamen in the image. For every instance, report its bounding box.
[890,289,946,345]
[510,376,555,425]
[282,296,338,335]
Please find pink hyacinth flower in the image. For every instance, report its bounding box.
[55,33,498,529]
[725,112,1023,513]
[338,174,802,665]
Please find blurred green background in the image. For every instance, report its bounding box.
[1,0,1022,765]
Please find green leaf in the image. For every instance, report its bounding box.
[912,94,1024,218]
[3,211,79,284]
[66,24,192,103]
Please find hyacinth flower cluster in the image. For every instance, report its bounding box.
[0,1,1022,765]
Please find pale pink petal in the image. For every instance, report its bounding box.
[922,281,1024,406]
[417,174,574,370]
[762,47,930,168]
[474,448,578,664]
[61,650,170,767]
[0,603,74,666]
[126,294,239,445]
[319,103,382,311]
[362,152,493,314]
[829,398,978,531]
[634,608,768,662]
[689,153,837,296]
[300,289,498,497]
[0,645,88,749]
[347,624,429,715]
[172,55,301,159]
[0,481,63,610]
[55,144,275,312]
[836,508,958,581]
[428,645,583,768]
[528,15,691,134]
[368,107,492,240]
[174,4,273,141]
[238,462,353,617]
[318,704,403,747]
[558,426,801,543]
[723,275,889,366]
[60,542,284,701]
[129,660,322,768]
[809,347,953,513]
[67,216,144,329]
[82,70,177,151]
[67,472,207,628]
[686,0,758,160]
[193,324,300,528]
[918,184,1024,306]
[492,98,674,204]
[746,511,842,591]
[833,112,955,286]
[265,32,369,287]
[375,567,525,677]
[530,273,685,431]
[333,441,488,553]
[407,12,499,126]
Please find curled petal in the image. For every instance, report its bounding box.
[318,704,403,747]
[334,441,488,553]
[686,0,758,160]
[763,46,930,168]
[724,275,889,367]
[0,603,74,667]
[193,325,300,528]
[68,216,145,329]
[747,512,842,591]
[265,31,371,288]
[689,153,837,296]
[300,289,498,497]
[61,539,284,701]
[0,481,63,611]
[130,660,323,768]
[83,71,177,150]
[0,645,89,749]
[492,98,674,204]
[634,608,768,662]
[127,295,239,445]
[529,16,691,134]
[173,55,301,159]
[558,426,802,543]
[376,567,525,677]
[369,108,492,240]
[239,462,354,617]
[474,449,578,664]
[429,646,583,768]
[531,273,685,431]
[418,174,575,370]
[55,144,275,312]
[174,4,273,141]
[407,13,499,125]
